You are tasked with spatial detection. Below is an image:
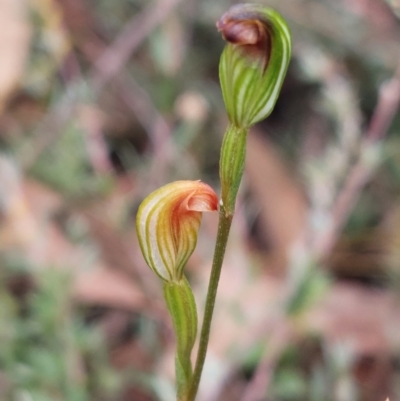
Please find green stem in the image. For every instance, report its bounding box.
[164,278,198,400]
[187,206,233,401]
[187,123,248,401]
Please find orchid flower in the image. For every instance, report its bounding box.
[217,3,292,128]
[136,180,218,283]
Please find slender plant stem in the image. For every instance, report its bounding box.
[187,206,233,401]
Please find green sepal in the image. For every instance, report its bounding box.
[220,124,247,216]
[218,4,292,128]
[163,277,198,399]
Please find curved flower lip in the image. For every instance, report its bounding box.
[136,181,218,282]
[216,4,273,69]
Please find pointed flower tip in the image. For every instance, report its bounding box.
[217,5,271,60]
[185,182,219,212]
[136,181,218,282]
[217,4,292,128]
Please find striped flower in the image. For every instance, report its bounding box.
[136,181,218,282]
[217,4,291,128]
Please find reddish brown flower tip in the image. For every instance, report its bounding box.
[216,4,272,69]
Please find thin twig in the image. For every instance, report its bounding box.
[366,67,400,142]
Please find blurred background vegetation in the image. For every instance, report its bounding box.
[0,0,399,400]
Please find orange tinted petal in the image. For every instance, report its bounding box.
[136,181,218,281]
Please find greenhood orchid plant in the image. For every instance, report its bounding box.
[136,4,291,401]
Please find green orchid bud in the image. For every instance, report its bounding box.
[217,4,291,128]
